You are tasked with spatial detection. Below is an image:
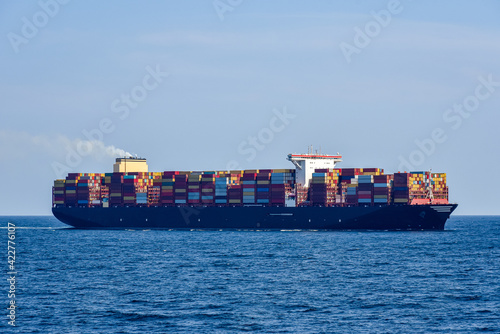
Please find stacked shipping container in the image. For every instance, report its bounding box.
[174,174,188,205]
[309,171,339,206]
[297,168,450,207]
[53,168,448,208]
[373,175,391,204]
[159,171,176,205]
[201,172,216,205]
[53,179,65,205]
[256,171,271,204]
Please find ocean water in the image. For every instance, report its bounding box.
[1,216,499,333]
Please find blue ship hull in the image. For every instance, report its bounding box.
[52,204,457,230]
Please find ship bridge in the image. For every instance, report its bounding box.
[287,151,342,188]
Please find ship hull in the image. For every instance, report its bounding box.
[52,204,457,230]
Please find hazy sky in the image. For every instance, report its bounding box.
[1,0,499,215]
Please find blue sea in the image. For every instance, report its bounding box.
[1,216,499,333]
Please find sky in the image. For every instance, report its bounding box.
[1,0,499,215]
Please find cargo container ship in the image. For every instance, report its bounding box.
[52,152,457,230]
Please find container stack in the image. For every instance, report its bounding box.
[228,185,242,205]
[64,173,79,206]
[215,175,228,204]
[356,174,374,205]
[100,185,109,208]
[393,173,410,204]
[270,172,287,206]
[187,173,201,205]
[344,183,358,205]
[407,172,449,204]
[53,180,65,205]
[431,172,448,202]
[148,185,160,206]
[339,169,357,205]
[76,174,100,207]
[256,171,271,204]
[360,168,384,175]
[102,173,111,207]
[228,171,242,186]
[329,169,343,204]
[134,173,152,206]
[309,171,339,206]
[174,174,188,205]
[309,173,328,206]
[52,165,449,208]
[108,173,124,207]
[242,172,257,204]
[405,172,427,204]
[373,174,391,204]
[339,168,361,183]
[409,172,427,199]
[89,175,102,207]
[201,172,216,205]
[122,174,138,206]
[136,191,148,206]
[159,172,176,205]
[279,169,296,187]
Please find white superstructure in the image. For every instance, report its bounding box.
[287,151,342,188]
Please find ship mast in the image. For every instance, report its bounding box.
[425,170,434,203]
